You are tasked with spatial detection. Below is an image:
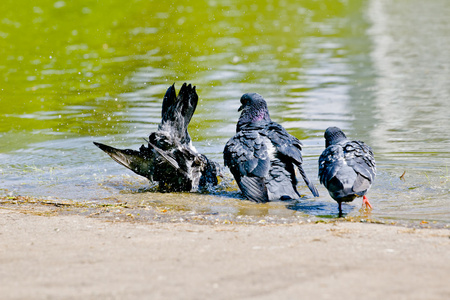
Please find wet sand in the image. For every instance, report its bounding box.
[1,206,449,300]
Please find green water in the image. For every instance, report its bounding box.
[1,0,449,223]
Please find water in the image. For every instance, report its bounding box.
[1,0,449,224]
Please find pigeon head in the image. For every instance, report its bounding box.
[324,127,348,147]
[237,93,271,130]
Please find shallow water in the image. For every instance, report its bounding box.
[1,0,449,224]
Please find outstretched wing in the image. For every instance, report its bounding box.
[224,131,271,202]
[264,123,319,197]
[93,142,153,178]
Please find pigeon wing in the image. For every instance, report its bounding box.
[93,142,153,179]
[344,141,376,180]
[318,144,345,188]
[238,176,269,203]
[224,131,271,202]
[343,141,376,192]
[265,123,319,197]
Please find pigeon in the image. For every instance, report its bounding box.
[94,83,219,192]
[318,126,376,216]
[223,93,319,203]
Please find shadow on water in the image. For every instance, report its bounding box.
[100,171,356,220]
[286,199,353,219]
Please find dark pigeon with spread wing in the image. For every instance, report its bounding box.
[94,83,219,192]
[318,126,376,215]
[223,93,319,202]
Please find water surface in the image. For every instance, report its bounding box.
[1,0,449,224]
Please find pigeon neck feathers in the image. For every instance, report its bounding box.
[324,126,348,147]
[236,93,271,131]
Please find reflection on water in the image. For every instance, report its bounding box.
[0,0,449,224]
[368,0,450,152]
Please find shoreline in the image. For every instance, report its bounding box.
[1,199,449,299]
[1,195,448,229]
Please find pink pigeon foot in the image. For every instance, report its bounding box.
[362,195,373,209]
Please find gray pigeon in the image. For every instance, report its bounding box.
[223,93,319,202]
[94,83,219,192]
[318,127,376,215]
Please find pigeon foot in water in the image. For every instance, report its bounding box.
[318,126,376,216]
[362,195,373,210]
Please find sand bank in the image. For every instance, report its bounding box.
[1,207,449,300]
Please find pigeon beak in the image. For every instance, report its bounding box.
[238,104,244,112]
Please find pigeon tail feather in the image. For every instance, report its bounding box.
[297,164,319,197]
[159,83,198,144]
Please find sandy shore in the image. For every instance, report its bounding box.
[1,206,449,300]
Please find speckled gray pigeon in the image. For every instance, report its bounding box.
[223,93,319,202]
[318,127,376,215]
[94,83,219,192]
